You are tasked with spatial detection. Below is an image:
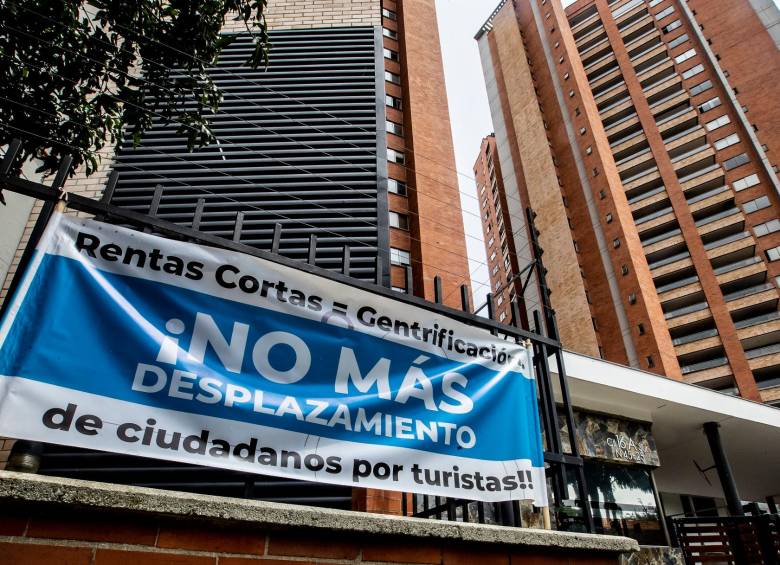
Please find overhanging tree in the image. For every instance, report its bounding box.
[0,0,269,178]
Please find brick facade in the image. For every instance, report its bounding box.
[0,494,626,565]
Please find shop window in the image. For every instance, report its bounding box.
[566,462,666,545]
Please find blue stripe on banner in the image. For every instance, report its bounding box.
[0,253,544,465]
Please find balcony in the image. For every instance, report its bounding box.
[570,7,600,35]
[637,212,678,238]
[750,345,780,388]
[632,44,668,73]
[651,94,691,119]
[666,127,707,159]
[728,287,779,326]
[610,130,646,156]
[617,148,655,176]
[621,17,655,45]
[737,310,780,351]
[658,107,698,135]
[581,41,612,67]
[716,253,766,290]
[652,255,697,289]
[697,209,745,244]
[638,59,675,89]
[576,25,607,53]
[660,279,704,308]
[600,98,635,126]
[681,357,733,385]
[672,327,719,347]
[644,233,686,264]
[623,167,662,193]
[666,303,713,330]
[596,82,629,110]
[680,164,725,196]
[630,187,669,216]
[646,75,684,103]
[673,147,716,179]
[607,115,642,142]
[615,3,648,30]
[590,67,623,91]
[687,185,733,213]
[585,53,617,78]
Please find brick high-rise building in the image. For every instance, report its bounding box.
[0,0,470,512]
[475,0,780,402]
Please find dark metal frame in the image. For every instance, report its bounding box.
[0,141,592,532]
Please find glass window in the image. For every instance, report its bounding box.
[668,33,689,49]
[487,236,495,247]
[386,94,402,110]
[766,245,780,262]
[681,64,704,80]
[490,250,497,261]
[499,311,507,322]
[386,120,404,137]
[565,461,666,545]
[382,8,397,20]
[698,96,721,113]
[689,80,713,96]
[388,179,407,196]
[382,28,398,40]
[491,264,499,275]
[723,153,749,170]
[733,173,760,191]
[743,195,770,214]
[662,19,682,33]
[656,6,675,20]
[704,114,730,131]
[389,211,409,230]
[496,294,504,306]
[387,148,405,164]
[714,133,739,150]
[674,49,696,64]
[390,247,411,265]
[383,48,399,62]
[385,70,401,85]
[755,219,780,237]
[391,286,406,293]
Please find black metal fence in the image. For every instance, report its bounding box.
[0,141,593,532]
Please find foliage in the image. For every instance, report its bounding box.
[0,0,268,176]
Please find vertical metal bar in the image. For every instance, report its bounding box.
[342,246,351,277]
[0,138,22,177]
[433,275,443,304]
[148,184,163,217]
[100,170,119,205]
[307,234,317,265]
[650,469,672,547]
[404,264,413,295]
[271,222,282,254]
[50,155,73,192]
[233,211,244,243]
[375,255,383,286]
[401,492,407,517]
[460,284,470,312]
[372,25,391,289]
[191,198,205,231]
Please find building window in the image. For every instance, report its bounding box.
[382,28,398,40]
[386,120,404,137]
[386,94,403,110]
[743,196,770,214]
[487,236,495,247]
[705,114,731,132]
[580,127,587,135]
[492,264,499,275]
[385,70,401,85]
[387,148,405,164]
[681,64,704,80]
[504,257,511,270]
[628,293,637,304]
[599,190,606,200]
[662,19,682,33]
[564,72,570,80]
[733,173,760,191]
[499,311,507,322]
[490,250,497,262]
[674,49,696,64]
[497,295,504,308]
[383,48,400,62]
[713,133,739,150]
[723,153,749,170]
[689,80,713,97]
[698,96,722,113]
[391,286,406,293]
[656,5,676,20]
[646,355,655,368]
[755,219,780,237]
[606,213,613,223]
[388,179,407,196]
[668,34,689,49]
[621,265,629,276]
[766,245,780,262]
[382,8,397,20]
[586,145,593,155]
[389,211,409,230]
[613,238,621,249]
[390,247,411,266]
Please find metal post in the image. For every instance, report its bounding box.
[5,440,43,473]
[703,422,744,516]
[650,469,672,547]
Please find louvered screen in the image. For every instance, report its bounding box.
[110,27,387,282]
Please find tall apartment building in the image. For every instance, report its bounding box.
[476,0,780,403]
[0,0,469,511]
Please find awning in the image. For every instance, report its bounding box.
[555,351,780,502]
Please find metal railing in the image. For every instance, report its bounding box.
[672,514,780,565]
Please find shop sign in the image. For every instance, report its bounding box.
[0,214,548,504]
[561,410,660,466]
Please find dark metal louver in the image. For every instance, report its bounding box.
[110,27,388,282]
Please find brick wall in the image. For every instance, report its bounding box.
[0,501,624,565]
[223,0,380,32]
